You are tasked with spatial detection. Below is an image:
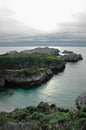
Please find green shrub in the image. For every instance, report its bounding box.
[30,112,45,120]
[81,106,86,112]
[0,53,63,70]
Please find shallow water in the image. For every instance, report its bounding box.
[0,46,86,111]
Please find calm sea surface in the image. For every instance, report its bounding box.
[0,46,86,112]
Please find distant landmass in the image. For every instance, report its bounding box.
[0,40,86,47]
[0,32,86,46]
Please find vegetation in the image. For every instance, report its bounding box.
[0,52,65,92]
[0,53,64,70]
[0,102,86,130]
[0,68,48,78]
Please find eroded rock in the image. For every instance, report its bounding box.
[21,47,60,56]
[72,91,86,112]
[62,52,83,62]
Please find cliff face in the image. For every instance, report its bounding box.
[0,69,53,91]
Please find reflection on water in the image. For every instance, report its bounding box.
[0,47,86,111]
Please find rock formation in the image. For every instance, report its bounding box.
[20,47,60,56]
[62,52,83,62]
[72,91,86,112]
[0,69,53,91]
[0,52,65,92]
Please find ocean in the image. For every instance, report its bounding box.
[0,46,86,112]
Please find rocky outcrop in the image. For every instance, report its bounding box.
[0,51,65,92]
[62,52,83,62]
[0,62,65,92]
[7,51,18,54]
[72,91,86,112]
[0,69,53,91]
[20,47,60,56]
[62,50,73,54]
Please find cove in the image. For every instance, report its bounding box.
[0,47,86,112]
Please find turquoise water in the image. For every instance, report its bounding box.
[0,47,86,111]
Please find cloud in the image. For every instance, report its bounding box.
[0,6,42,41]
[59,12,86,33]
[0,0,86,42]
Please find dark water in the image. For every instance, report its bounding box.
[0,47,86,111]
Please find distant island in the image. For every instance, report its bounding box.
[0,40,86,47]
[1,32,86,47]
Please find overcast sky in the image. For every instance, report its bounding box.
[0,0,86,41]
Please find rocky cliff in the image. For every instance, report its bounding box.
[0,69,53,91]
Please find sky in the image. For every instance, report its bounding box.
[0,0,86,41]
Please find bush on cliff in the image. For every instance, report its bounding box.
[0,102,86,130]
[0,53,64,69]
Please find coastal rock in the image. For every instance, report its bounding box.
[0,52,65,92]
[0,63,65,92]
[0,79,5,87]
[20,47,60,56]
[62,52,83,62]
[0,78,5,91]
[1,69,53,90]
[62,50,73,54]
[72,91,86,112]
[7,51,18,54]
